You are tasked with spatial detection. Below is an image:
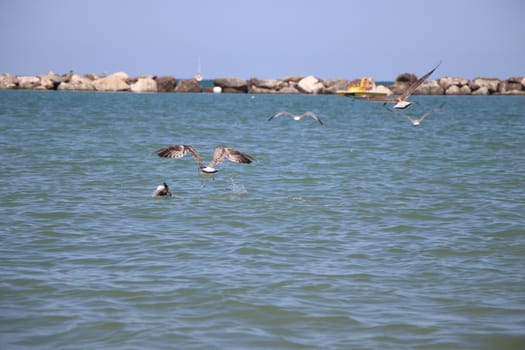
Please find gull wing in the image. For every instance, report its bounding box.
[383,104,414,122]
[416,102,445,122]
[268,111,294,121]
[210,147,255,166]
[402,61,441,99]
[302,111,324,125]
[154,144,202,163]
[360,95,397,103]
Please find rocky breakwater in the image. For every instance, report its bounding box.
[1,71,525,95]
[213,75,362,94]
[390,72,525,96]
[0,72,190,93]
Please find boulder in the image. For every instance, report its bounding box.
[507,76,523,85]
[0,73,18,89]
[130,76,158,92]
[278,85,300,94]
[497,80,523,94]
[459,85,472,94]
[247,78,284,92]
[321,78,353,94]
[37,72,63,90]
[468,78,499,93]
[174,79,202,92]
[416,80,444,95]
[248,86,280,94]
[445,84,471,95]
[297,75,324,94]
[281,75,304,84]
[439,77,469,90]
[214,77,248,93]
[155,76,177,92]
[375,85,393,95]
[471,86,490,95]
[92,72,130,91]
[57,74,95,91]
[388,81,411,95]
[18,76,40,89]
[396,72,417,84]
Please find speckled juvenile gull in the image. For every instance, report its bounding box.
[154,145,255,175]
[363,62,441,109]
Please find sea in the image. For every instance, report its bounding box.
[1,89,524,350]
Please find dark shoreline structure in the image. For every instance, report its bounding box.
[1,71,524,95]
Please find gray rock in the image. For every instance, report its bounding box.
[174,79,202,93]
[281,75,304,83]
[57,74,95,91]
[130,76,158,92]
[297,75,324,94]
[248,78,284,91]
[439,77,469,90]
[497,80,523,93]
[38,72,63,90]
[415,80,444,95]
[156,76,177,92]
[18,76,40,89]
[469,78,499,93]
[278,86,300,94]
[396,72,417,84]
[92,72,130,91]
[507,76,524,84]
[445,84,471,95]
[388,81,411,95]
[471,86,490,95]
[0,73,18,89]
[321,78,353,94]
[214,78,248,92]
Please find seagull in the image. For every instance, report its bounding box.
[268,111,324,125]
[363,62,441,109]
[154,145,255,175]
[387,102,445,126]
[152,182,172,197]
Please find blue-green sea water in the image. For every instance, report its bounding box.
[1,90,524,349]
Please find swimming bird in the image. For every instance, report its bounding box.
[268,111,324,125]
[363,62,441,109]
[152,182,172,197]
[388,103,445,126]
[154,145,255,175]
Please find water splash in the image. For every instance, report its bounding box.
[230,177,247,194]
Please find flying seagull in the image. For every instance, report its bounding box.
[363,62,441,109]
[154,145,255,175]
[388,102,445,126]
[152,182,172,197]
[268,111,324,125]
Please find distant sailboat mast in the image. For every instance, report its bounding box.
[194,56,203,81]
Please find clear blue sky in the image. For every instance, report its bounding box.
[1,0,523,80]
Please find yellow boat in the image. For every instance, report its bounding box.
[336,77,389,97]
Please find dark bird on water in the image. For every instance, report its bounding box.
[152,182,172,197]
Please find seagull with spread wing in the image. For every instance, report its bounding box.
[388,103,445,126]
[268,111,324,125]
[154,145,255,175]
[363,62,441,109]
